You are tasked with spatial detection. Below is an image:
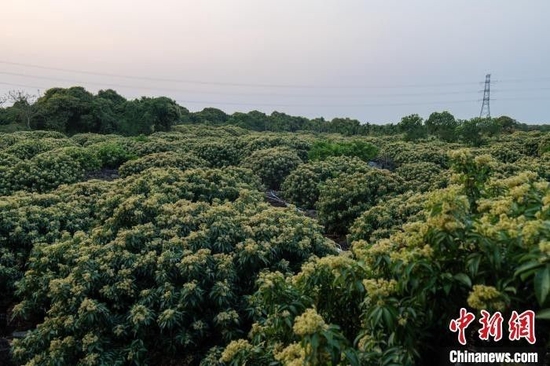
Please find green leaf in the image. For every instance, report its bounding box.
[514,260,543,281]
[466,254,481,277]
[535,308,550,320]
[454,273,472,288]
[534,264,550,306]
[310,333,320,350]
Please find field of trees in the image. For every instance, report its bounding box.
[0,87,549,365]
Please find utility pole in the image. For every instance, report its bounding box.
[479,74,491,118]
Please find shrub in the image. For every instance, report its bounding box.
[220,155,550,366]
[348,191,427,243]
[0,147,103,195]
[0,150,91,195]
[0,180,112,309]
[538,134,550,155]
[118,151,208,177]
[483,144,525,163]
[378,141,450,168]
[70,133,122,147]
[11,130,67,140]
[12,193,335,365]
[281,156,371,209]
[58,146,102,173]
[317,169,406,235]
[4,138,76,160]
[192,141,241,168]
[308,139,378,162]
[90,141,137,169]
[493,155,550,181]
[94,167,264,223]
[0,152,21,167]
[0,134,24,150]
[241,147,303,190]
[235,134,311,161]
[172,124,249,137]
[395,162,449,192]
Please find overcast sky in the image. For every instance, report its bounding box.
[1,0,549,124]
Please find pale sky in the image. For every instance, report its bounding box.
[1,0,549,124]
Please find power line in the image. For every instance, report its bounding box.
[3,73,549,99]
[0,79,479,108]
[492,87,550,93]
[0,81,44,90]
[1,68,548,110]
[0,59,482,89]
[172,98,479,108]
[493,97,550,101]
[0,71,483,99]
[494,77,550,84]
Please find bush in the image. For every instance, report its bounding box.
[93,167,264,222]
[538,134,550,155]
[11,130,67,140]
[219,156,550,366]
[0,150,93,195]
[90,141,137,169]
[483,144,525,163]
[70,133,122,147]
[12,192,335,365]
[0,180,112,308]
[308,139,378,162]
[172,124,250,137]
[192,141,241,168]
[235,134,311,161]
[118,151,208,177]
[58,146,102,173]
[395,162,449,192]
[348,191,427,243]
[378,141,450,168]
[241,147,303,190]
[4,138,76,159]
[493,155,550,181]
[317,169,406,235]
[0,134,25,150]
[0,152,21,167]
[281,156,371,209]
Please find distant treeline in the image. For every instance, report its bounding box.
[1,86,549,145]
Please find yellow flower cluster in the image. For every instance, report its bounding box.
[362,278,398,301]
[81,333,99,349]
[467,285,506,311]
[130,304,150,325]
[540,240,550,256]
[293,308,329,336]
[78,298,98,314]
[215,310,239,324]
[474,154,496,167]
[220,339,253,363]
[258,271,285,290]
[273,343,306,366]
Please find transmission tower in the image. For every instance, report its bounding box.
[479,73,491,118]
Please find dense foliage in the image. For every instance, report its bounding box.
[219,150,550,366]
[316,169,406,236]
[307,140,378,162]
[280,156,372,209]
[118,151,207,178]
[1,118,549,365]
[13,189,334,365]
[240,147,303,190]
